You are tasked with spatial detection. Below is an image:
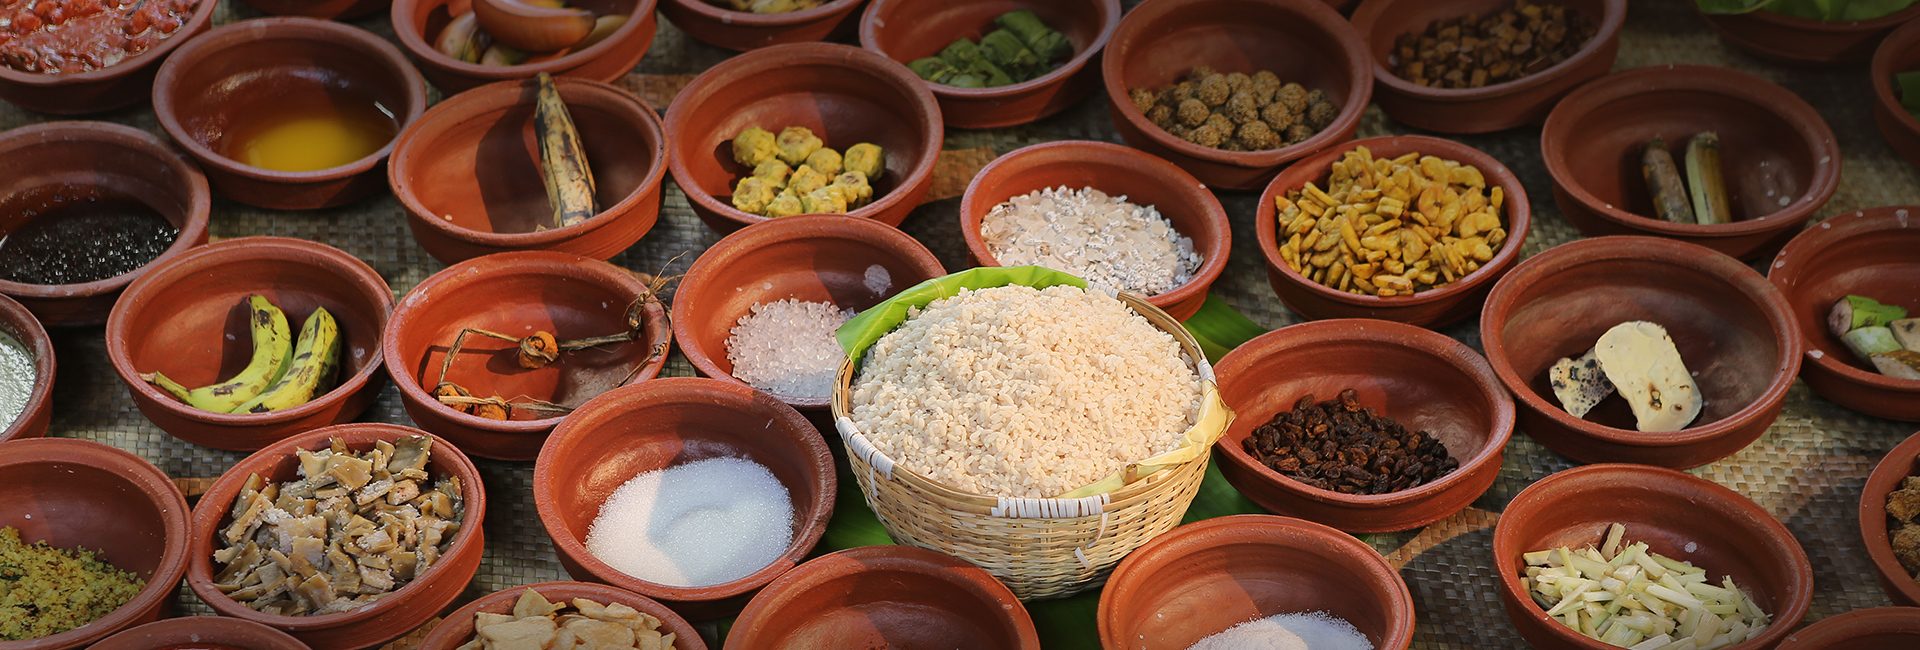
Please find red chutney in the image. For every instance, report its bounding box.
[0,0,199,74]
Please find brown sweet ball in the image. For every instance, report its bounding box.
[1198,74,1231,106]
[1130,88,1159,113]
[1177,98,1211,126]
[1305,88,1330,107]
[1184,123,1226,148]
[1203,112,1235,136]
[1276,83,1308,114]
[1224,72,1251,93]
[1236,120,1280,150]
[1284,123,1315,145]
[1169,80,1199,105]
[1251,70,1281,93]
[1224,91,1261,124]
[1189,65,1218,82]
[1261,102,1297,132]
[1249,83,1276,106]
[1167,123,1193,141]
[1147,105,1175,129]
[1221,140,1248,152]
[1306,100,1339,130]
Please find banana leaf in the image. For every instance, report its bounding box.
[996,9,1073,61]
[836,266,1087,361]
[1696,0,1915,19]
[938,38,983,68]
[979,28,1042,71]
[1182,294,1269,364]
[907,57,954,82]
[1898,70,1920,119]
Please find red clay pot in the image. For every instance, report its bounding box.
[390,77,666,265]
[1778,607,1920,648]
[0,0,217,114]
[1873,20,1920,171]
[384,250,670,461]
[665,42,942,236]
[1479,236,1802,468]
[672,214,945,411]
[0,294,53,444]
[1767,207,1920,421]
[418,582,706,650]
[1098,515,1414,650]
[859,0,1119,129]
[393,0,658,95]
[533,377,836,620]
[1255,135,1532,328]
[152,18,427,211]
[1541,64,1841,261]
[1701,5,1920,65]
[92,617,311,650]
[1493,464,1812,650]
[958,141,1230,321]
[105,237,394,451]
[0,122,210,327]
[728,545,1038,649]
[1212,319,1514,534]
[660,0,865,52]
[185,424,487,650]
[1351,0,1626,134]
[241,0,390,19]
[1100,0,1371,191]
[1861,430,1920,607]
[0,438,190,650]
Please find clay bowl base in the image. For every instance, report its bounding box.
[1778,607,1920,648]
[418,582,706,650]
[91,617,311,650]
[1767,207,1920,421]
[727,546,1039,649]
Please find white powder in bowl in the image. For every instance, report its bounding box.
[1186,611,1374,650]
[585,456,795,588]
[726,299,853,399]
[980,186,1202,296]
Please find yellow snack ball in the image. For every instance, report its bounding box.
[732,127,777,167]
[804,148,844,176]
[801,187,849,214]
[786,164,830,197]
[752,159,793,188]
[842,143,885,179]
[731,177,779,214]
[764,192,804,218]
[775,126,824,166]
[828,171,872,208]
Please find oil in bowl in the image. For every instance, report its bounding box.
[222,96,398,172]
[0,183,179,286]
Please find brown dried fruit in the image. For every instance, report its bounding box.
[1188,65,1217,82]
[1198,74,1231,106]
[1202,113,1235,136]
[1224,71,1251,93]
[1168,80,1198,105]
[1276,83,1308,114]
[1224,91,1261,125]
[1236,121,1280,150]
[1390,0,1597,89]
[517,331,559,369]
[1241,388,1458,495]
[1261,103,1297,132]
[1184,124,1225,148]
[1147,105,1175,129]
[1176,98,1210,127]
[1284,123,1315,145]
[1129,88,1158,113]
[1306,99,1339,130]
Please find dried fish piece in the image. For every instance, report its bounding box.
[465,591,676,650]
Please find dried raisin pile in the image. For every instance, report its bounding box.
[1242,389,1458,494]
[1389,0,1597,89]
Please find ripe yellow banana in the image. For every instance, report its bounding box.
[234,307,341,414]
[142,295,293,413]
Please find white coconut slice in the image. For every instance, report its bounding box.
[1593,321,1702,433]
[1549,348,1613,418]
[1891,318,1920,352]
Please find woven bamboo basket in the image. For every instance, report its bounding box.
[830,290,1225,600]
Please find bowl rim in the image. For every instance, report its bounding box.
[1859,429,1920,606]
[663,41,944,230]
[670,213,947,410]
[0,121,212,302]
[1872,20,1920,154]
[857,0,1122,101]
[0,294,55,443]
[531,376,838,604]
[1098,0,1374,170]
[1766,206,1920,393]
[1211,318,1517,507]
[1709,2,1920,32]
[661,0,864,28]
[1254,134,1534,309]
[415,581,708,650]
[726,544,1039,648]
[957,140,1233,313]
[151,16,429,184]
[103,236,395,427]
[388,77,668,248]
[1351,0,1629,101]
[1539,63,1842,237]
[0,0,219,86]
[89,616,310,650]
[392,0,661,78]
[0,438,191,650]
[1477,235,1805,448]
[1777,607,1920,648]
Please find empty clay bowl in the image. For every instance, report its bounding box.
[418,582,706,650]
[1098,514,1415,650]
[665,42,942,235]
[1493,464,1812,650]
[1350,0,1625,134]
[242,0,390,19]
[0,294,54,444]
[1541,64,1841,261]
[958,140,1230,320]
[390,77,666,264]
[1768,207,1920,421]
[1702,4,1920,65]
[0,0,217,114]
[672,214,946,410]
[660,0,865,52]
[1778,607,1920,649]
[1100,0,1371,190]
[105,237,394,451]
[532,377,837,620]
[1873,20,1920,171]
[383,250,671,461]
[1255,135,1532,328]
[1479,236,1801,468]
[91,617,311,650]
[152,17,427,210]
[392,0,658,95]
[0,438,190,650]
[1212,319,1515,534]
[186,424,487,650]
[727,545,1039,649]
[860,0,1120,129]
[1860,429,1920,607]
[0,121,210,327]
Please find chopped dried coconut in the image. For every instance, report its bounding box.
[980,186,1201,296]
[725,299,853,399]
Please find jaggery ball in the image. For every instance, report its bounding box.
[1224,91,1261,124]
[1251,70,1280,93]
[1203,113,1235,136]
[1221,140,1248,152]
[1189,65,1218,82]
[1169,80,1199,105]
[1284,123,1315,145]
[1176,98,1211,127]
[1306,100,1339,130]
[1130,88,1158,113]
[1167,124,1192,141]
[1261,102,1297,132]
[1236,121,1281,150]
[1147,105,1175,129]
[1276,83,1308,114]
[1198,74,1231,106]
[1305,89,1330,107]
[1184,123,1226,148]
[1224,72,1251,93]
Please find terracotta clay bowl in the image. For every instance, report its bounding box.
[665,42,942,236]
[1768,207,1920,421]
[104,237,394,451]
[241,0,390,19]
[672,214,945,411]
[0,0,216,114]
[0,294,54,444]
[1702,4,1920,65]
[418,582,706,650]
[958,141,1230,321]
[383,250,671,461]
[1255,135,1532,328]
[859,0,1119,129]
[1479,236,1801,468]
[1494,464,1812,650]
[1100,0,1371,191]
[1212,319,1514,534]
[1860,429,1920,606]
[152,17,427,211]
[1778,607,1920,648]
[0,121,210,327]
[1873,20,1920,171]
[533,377,837,620]
[1541,64,1841,261]
[186,424,486,650]
[91,617,311,650]
[392,0,658,95]
[727,545,1039,649]
[1098,515,1414,650]
[0,438,190,650]
[1350,0,1626,134]
[390,77,666,265]
[660,0,865,52]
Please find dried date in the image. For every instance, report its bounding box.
[1241,388,1459,495]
